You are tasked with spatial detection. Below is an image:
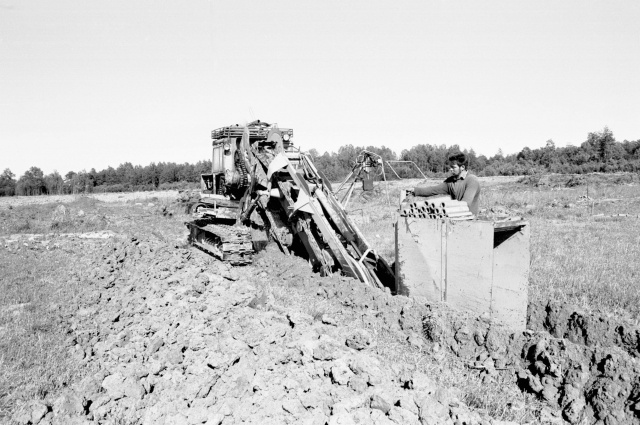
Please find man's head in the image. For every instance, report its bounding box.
[448,152,468,178]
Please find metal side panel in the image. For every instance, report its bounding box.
[395,217,444,300]
[491,224,530,330]
[445,220,494,316]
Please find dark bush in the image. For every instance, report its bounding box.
[565,175,587,187]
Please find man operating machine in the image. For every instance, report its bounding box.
[413,152,481,215]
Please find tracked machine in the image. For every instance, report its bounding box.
[185,120,394,289]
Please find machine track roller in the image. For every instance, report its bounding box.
[186,220,253,265]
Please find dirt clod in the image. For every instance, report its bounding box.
[422,301,640,424]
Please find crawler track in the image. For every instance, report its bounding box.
[186,220,253,265]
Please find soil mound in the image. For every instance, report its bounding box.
[11,233,640,424]
[528,300,640,358]
[422,303,640,424]
[12,238,489,425]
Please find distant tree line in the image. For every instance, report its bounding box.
[2,127,639,197]
[0,161,211,197]
[309,127,640,181]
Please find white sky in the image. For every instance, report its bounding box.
[1,0,639,177]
